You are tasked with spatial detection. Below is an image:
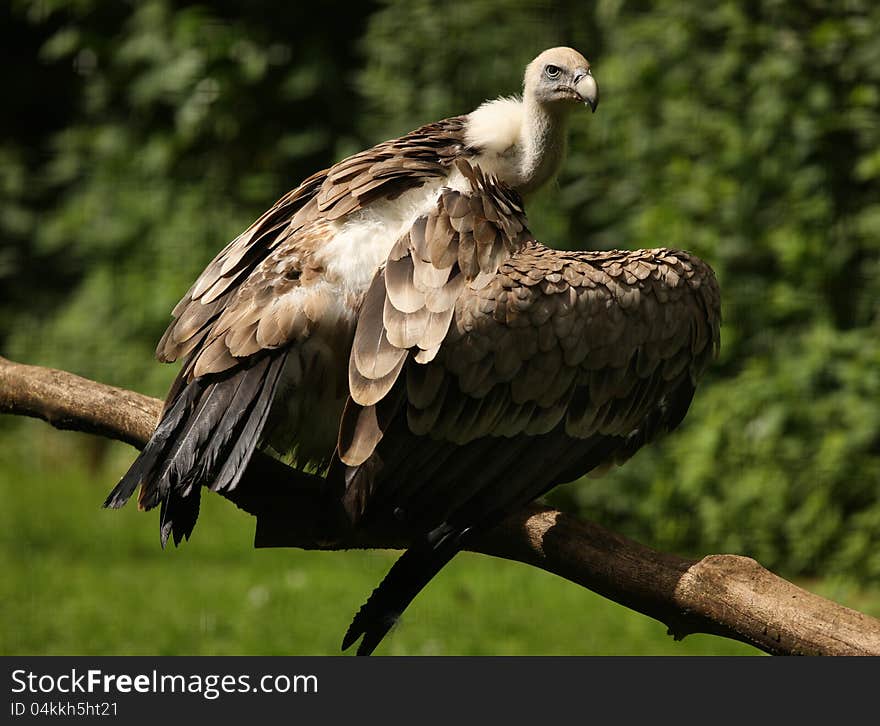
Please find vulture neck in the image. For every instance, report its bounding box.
[516,96,569,195]
[465,95,571,197]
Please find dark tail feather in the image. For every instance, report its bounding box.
[160,484,201,547]
[209,353,286,493]
[103,351,287,548]
[103,380,204,510]
[342,523,466,656]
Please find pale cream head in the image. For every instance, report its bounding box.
[523,47,598,112]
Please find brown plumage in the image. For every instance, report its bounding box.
[155,116,471,384]
[335,178,719,654]
[340,239,719,525]
[103,48,720,656]
[337,164,718,521]
[345,161,530,414]
[106,115,481,539]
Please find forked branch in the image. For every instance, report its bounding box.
[2,355,879,656]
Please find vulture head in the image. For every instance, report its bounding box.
[524,47,598,113]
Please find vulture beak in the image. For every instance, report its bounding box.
[574,70,599,113]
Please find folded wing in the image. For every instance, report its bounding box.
[337,172,721,654]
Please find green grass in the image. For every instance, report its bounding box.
[2,421,873,656]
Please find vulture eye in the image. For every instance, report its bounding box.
[544,64,561,78]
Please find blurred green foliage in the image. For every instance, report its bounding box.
[1,0,878,587]
[2,0,374,392]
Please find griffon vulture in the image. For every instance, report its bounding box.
[104,48,720,655]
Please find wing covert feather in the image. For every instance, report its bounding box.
[157,117,475,386]
[338,161,531,481]
[409,243,720,446]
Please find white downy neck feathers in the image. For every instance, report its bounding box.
[465,95,569,196]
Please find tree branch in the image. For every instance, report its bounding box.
[2,354,879,655]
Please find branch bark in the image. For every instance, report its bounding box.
[3,354,879,656]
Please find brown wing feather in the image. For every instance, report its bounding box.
[339,241,721,528]
[317,117,471,220]
[116,113,484,553]
[157,116,477,390]
[156,175,323,368]
[429,243,720,444]
[337,161,531,472]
